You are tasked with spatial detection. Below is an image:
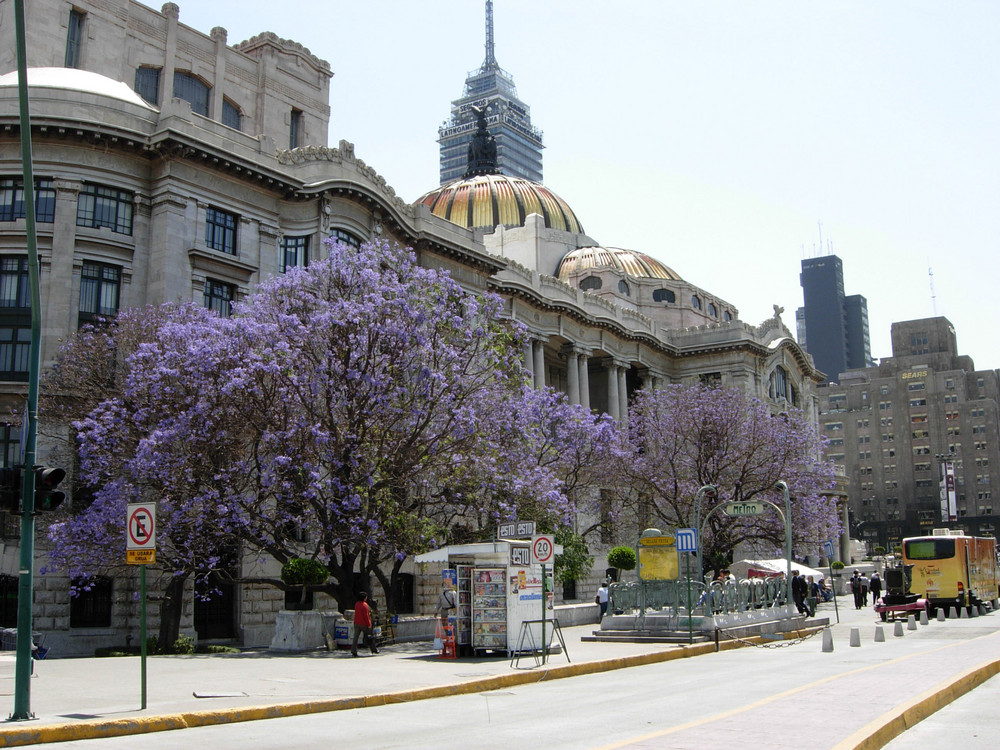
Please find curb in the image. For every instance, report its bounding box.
[834,657,1000,750]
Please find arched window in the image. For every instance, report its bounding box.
[708,302,717,317]
[723,310,732,322]
[173,71,209,117]
[691,295,701,310]
[579,276,602,291]
[769,366,789,401]
[618,280,631,296]
[652,288,675,303]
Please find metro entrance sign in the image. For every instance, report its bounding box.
[723,501,765,517]
[126,503,156,565]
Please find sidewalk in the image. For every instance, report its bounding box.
[0,596,996,748]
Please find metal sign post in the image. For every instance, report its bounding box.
[127,503,156,710]
[676,528,698,644]
[531,535,554,664]
[823,539,840,624]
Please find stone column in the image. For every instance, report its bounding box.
[617,365,629,423]
[566,348,580,405]
[523,340,534,382]
[579,353,591,411]
[533,340,546,389]
[606,360,620,421]
[210,26,227,122]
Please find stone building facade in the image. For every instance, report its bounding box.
[1,0,825,654]
[816,317,1000,551]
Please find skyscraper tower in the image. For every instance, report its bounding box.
[438,1,544,184]
[797,254,874,382]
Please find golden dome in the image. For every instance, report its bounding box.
[416,174,584,235]
[556,246,682,281]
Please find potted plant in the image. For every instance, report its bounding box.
[830,560,845,576]
[607,546,637,582]
[281,557,329,610]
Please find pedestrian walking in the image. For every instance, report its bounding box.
[792,570,809,615]
[351,592,379,657]
[869,571,882,603]
[850,570,864,609]
[596,581,610,617]
[860,573,870,606]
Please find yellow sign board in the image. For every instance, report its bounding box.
[127,549,156,565]
[638,539,678,580]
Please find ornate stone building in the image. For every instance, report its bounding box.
[0,0,824,654]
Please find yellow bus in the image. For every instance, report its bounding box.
[902,530,1000,615]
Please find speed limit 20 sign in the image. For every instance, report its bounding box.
[531,534,555,565]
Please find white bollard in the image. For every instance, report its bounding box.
[961,606,969,619]
[849,627,861,647]
[919,609,929,625]
[980,605,987,616]
[822,628,834,653]
[907,614,917,631]
[936,609,945,622]
[894,620,905,637]
[970,605,979,618]
[949,607,959,619]
[874,625,885,642]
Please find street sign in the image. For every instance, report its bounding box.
[723,501,765,517]
[676,528,698,552]
[498,520,535,539]
[531,534,555,565]
[822,540,835,559]
[126,503,156,565]
[638,535,674,546]
[510,545,530,566]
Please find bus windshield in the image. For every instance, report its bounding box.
[904,539,955,560]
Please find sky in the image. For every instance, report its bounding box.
[177,1,1000,371]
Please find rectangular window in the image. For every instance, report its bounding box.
[0,257,30,309]
[78,262,121,324]
[825,422,843,432]
[0,178,55,223]
[205,207,237,255]
[289,109,302,149]
[908,382,925,391]
[76,183,134,235]
[65,10,84,68]
[70,576,112,628]
[203,279,235,318]
[281,235,309,272]
[173,72,210,117]
[134,67,160,105]
[222,100,241,131]
[0,326,31,380]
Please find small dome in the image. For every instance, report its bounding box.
[416,174,584,235]
[557,246,682,282]
[0,67,156,110]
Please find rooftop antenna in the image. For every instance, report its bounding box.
[484,1,497,68]
[928,267,938,315]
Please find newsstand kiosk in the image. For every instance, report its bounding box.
[415,539,559,657]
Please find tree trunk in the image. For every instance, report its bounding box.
[158,573,188,649]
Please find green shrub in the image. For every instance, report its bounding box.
[281,558,329,586]
[873,545,886,556]
[831,560,845,571]
[607,546,637,573]
[172,634,195,654]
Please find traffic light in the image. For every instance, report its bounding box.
[0,467,22,514]
[34,466,65,512]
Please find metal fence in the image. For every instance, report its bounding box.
[609,576,788,616]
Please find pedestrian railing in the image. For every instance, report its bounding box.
[608,577,787,617]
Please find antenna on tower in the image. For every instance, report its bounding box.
[484,1,497,67]
[928,267,938,315]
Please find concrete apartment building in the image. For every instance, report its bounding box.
[1,0,827,654]
[816,317,999,551]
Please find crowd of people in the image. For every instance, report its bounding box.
[849,570,882,609]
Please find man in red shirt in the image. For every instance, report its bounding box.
[351,592,378,656]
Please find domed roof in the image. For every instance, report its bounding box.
[417,174,584,235]
[0,68,156,110]
[556,246,682,282]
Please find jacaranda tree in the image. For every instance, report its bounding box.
[620,383,839,575]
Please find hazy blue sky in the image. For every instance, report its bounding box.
[178,1,1000,372]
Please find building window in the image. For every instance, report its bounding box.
[65,9,84,68]
[0,178,55,223]
[708,302,717,317]
[652,288,675,303]
[0,424,20,469]
[70,576,112,628]
[78,262,121,324]
[579,276,602,292]
[290,109,303,149]
[281,236,309,272]
[173,72,210,117]
[691,295,701,310]
[0,257,30,309]
[76,183,134,235]
[907,382,925,391]
[618,280,631,296]
[205,207,238,255]
[134,66,160,105]
[723,310,732,321]
[203,279,235,318]
[330,229,361,247]
[222,99,242,131]
[769,366,789,401]
[0,326,31,381]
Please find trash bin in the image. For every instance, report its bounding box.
[334,617,353,650]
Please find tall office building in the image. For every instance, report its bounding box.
[437,1,543,184]
[798,254,874,382]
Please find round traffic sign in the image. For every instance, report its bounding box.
[531,535,554,564]
[128,506,155,547]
